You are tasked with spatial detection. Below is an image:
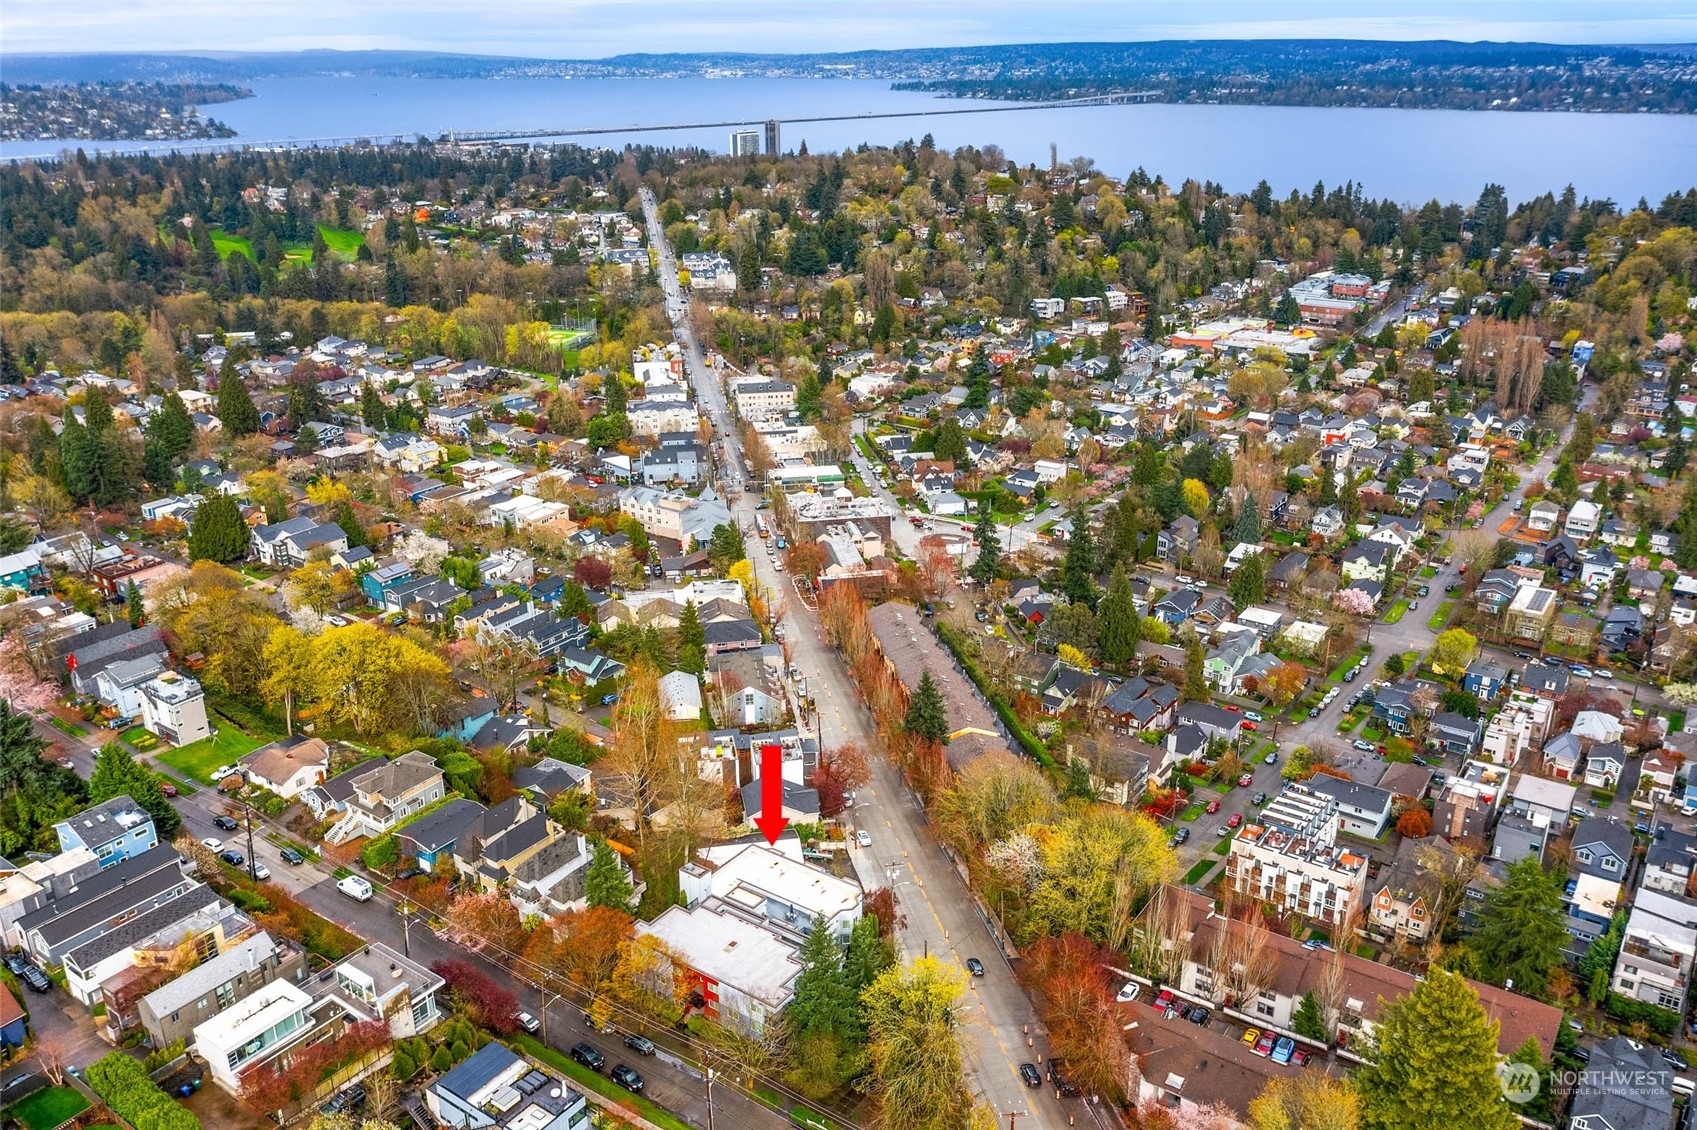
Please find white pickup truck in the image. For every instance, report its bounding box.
[337,876,373,902]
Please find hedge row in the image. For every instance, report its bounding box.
[87,1050,202,1130]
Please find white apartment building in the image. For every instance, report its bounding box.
[195,980,316,1093]
[139,670,211,747]
[1223,785,1368,928]
[679,840,863,942]
[733,378,797,421]
[1613,887,1697,1014]
[624,402,701,437]
[1480,693,1554,766]
[618,486,734,550]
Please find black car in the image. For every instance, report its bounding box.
[610,1064,645,1093]
[1188,1006,1211,1026]
[964,957,985,977]
[395,867,426,880]
[4,953,49,993]
[279,847,306,865]
[212,815,239,831]
[1019,1063,1042,1088]
[1047,1061,1081,1097]
[623,1034,656,1056]
[570,1044,605,1071]
[322,1083,365,1114]
[218,850,245,868]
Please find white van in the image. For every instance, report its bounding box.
[337,876,373,902]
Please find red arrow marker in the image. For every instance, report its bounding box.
[752,742,788,845]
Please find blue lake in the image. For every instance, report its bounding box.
[7,75,1697,206]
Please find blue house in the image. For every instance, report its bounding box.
[1461,660,1510,701]
[0,548,45,593]
[0,984,24,1052]
[438,698,499,745]
[54,795,158,868]
[361,560,416,605]
[396,798,486,873]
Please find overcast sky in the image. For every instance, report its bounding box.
[5,0,1695,57]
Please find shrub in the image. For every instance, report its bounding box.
[431,1046,454,1073]
[143,1038,187,1072]
[451,1039,470,1064]
[87,1050,203,1130]
[361,834,399,869]
[391,1050,417,1080]
[1604,992,1680,1037]
[1396,807,1433,838]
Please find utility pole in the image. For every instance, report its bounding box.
[398,900,413,958]
[705,1065,715,1130]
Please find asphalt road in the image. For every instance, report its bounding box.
[641,191,1086,1129]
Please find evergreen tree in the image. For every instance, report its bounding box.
[932,417,968,466]
[216,367,260,436]
[1182,637,1210,702]
[1466,855,1569,998]
[1292,991,1326,1040]
[1317,467,1339,505]
[584,839,634,912]
[148,392,195,462]
[333,499,368,549]
[1355,970,1519,1130]
[1102,326,1122,378]
[0,335,21,383]
[963,347,991,410]
[796,366,824,421]
[1060,512,1098,609]
[1097,564,1142,669]
[677,600,706,674]
[1340,475,1363,526]
[1232,494,1262,545]
[59,416,96,502]
[362,383,385,428]
[125,581,145,628]
[788,916,856,1039]
[1228,552,1267,610]
[186,493,249,563]
[88,741,180,839]
[903,671,950,745]
[969,505,1000,587]
[287,375,324,425]
[603,371,627,415]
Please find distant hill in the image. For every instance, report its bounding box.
[4,41,1696,113]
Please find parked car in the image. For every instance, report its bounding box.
[623,1034,656,1056]
[1353,739,1376,752]
[1238,773,1254,787]
[570,1044,605,1071]
[611,1064,644,1093]
[1542,655,1564,666]
[337,876,373,902]
[1020,1062,1042,1088]
[1272,1037,1296,1064]
[1242,720,1259,732]
[1241,1028,1261,1048]
[212,815,239,831]
[250,862,270,881]
[1205,799,1220,814]
[1253,1031,1277,1057]
[1047,1061,1081,1097]
[322,1083,366,1115]
[1188,1006,1210,1026]
[1252,792,1267,806]
[218,850,245,867]
[1228,813,1243,828]
[1116,982,1140,1003]
[159,782,177,797]
[1244,711,1263,722]
[1571,664,1593,678]
[5,952,49,992]
[1168,827,1190,847]
[279,846,306,865]
[518,1012,541,1034]
[856,829,872,847]
[200,837,223,852]
[1291,1048,1312,1066]
[1152,989,1175,1013]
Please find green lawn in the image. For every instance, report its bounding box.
[48,716,88,737]
[1183,858,1218,885]
[317,224,365,259]
[1426,600,1456,630]
[211,230,254,260]
[1327,655,1359,682]
[1383,598,1411,624]
[1419,565,1438,579]
[1179,804,1205,823]
[154,726,266,784]
[1212,838,1232,855]
[13,1086,91,1130]
[512,1035,693,1130]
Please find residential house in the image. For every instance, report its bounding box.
[62,880,244,1007]
[237,736,331,800]
[1505,583,1560,642]
[1585,741,1627,789]
[1566,499,1602,541]
[426,1041,588,1130]
[1462,660,1510,701]
[137,931,309,1050]
[1567,1037,1674,1130]
[1567,817,1633,947]
[55,795,157,868]
[17,846,191,966]
[1302,775,1395,839]
[1612,887,1697,1014]
[323,751,447,845]
[1157,516,1200,564]
[251,516,349,568]
[1223,784,1368,927]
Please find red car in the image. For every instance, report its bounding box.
[1238,773,1255,787]
[1206,799,1221,814]
[1152,989,1175,1013]
[1222,705,1241,713]
[1242,720,1258,732]
[1228,813,1244,828]
[1252,1030,1277,1057]
[159,782,178,797]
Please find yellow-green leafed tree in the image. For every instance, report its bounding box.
[1024,807,1178,951]
[862,957,992,1130]
[1249,1073,1361,1130]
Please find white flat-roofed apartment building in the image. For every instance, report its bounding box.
[139,670,210,747]
[732,378,797,421]
[1480,692,1555,766]
[637,902,803,1039]
[1613,887,1697,1014]
[1224,783,1368,928]
[680,840,863,942]
[193,980,316,1093]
